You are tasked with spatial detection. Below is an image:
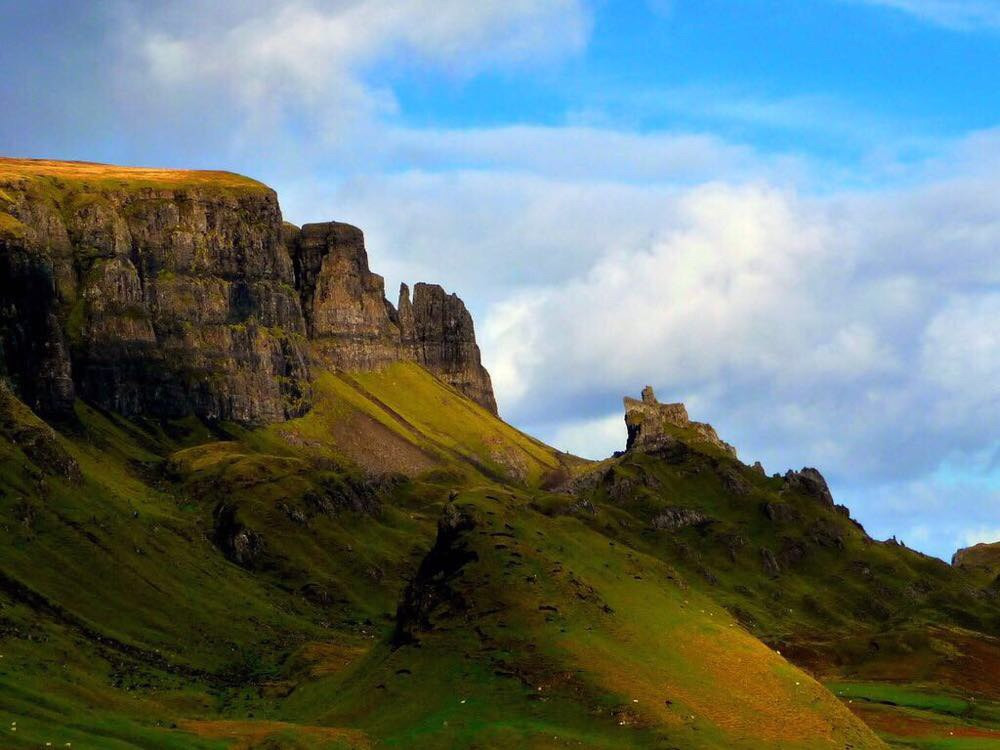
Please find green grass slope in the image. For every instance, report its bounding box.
[283,494,880,749]
[557,417,1000,747]
[0,363,889,749]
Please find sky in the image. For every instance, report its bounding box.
[1,0,998,560]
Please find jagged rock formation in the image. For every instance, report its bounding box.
[0,159,497,422]
[782,467,835,507]
[288,221,402,369]
[400,282,497,415]
[286,219,497,414]
[623,385,737,457]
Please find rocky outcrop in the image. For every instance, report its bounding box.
[0,381,81,483]
[952,541,1000,573]
[783,468,835,507]
[289,221,401,369]
[393,503,479,646]
[650,507,711,531]
[400,282,497,415]
[286,220,497,414]
[623,385,737,458]
[0,159,498,422]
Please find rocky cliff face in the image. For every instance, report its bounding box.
[952,541,1000,573]
[288,221,401,369]
[286,219,497,414]
[400,282,497,415]
[0,164,310,422]
[624,385,737,457]
[0,158,497,423]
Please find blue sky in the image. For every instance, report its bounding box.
[1,0,998,560]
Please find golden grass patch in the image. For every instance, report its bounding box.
[850,703,1000,740]
[298,641,370,678]
[0,156,265,191]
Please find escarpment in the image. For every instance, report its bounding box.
[0,165,309,422]
[0,158,497,423]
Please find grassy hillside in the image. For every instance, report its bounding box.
[558,417,1000,748]
[0,362,894,749]
[0,156,267,193]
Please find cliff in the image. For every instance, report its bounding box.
[0,158,497,422]
[0,159,310,422]
[401,282,497,415]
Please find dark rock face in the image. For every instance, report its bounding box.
[212,502,265,568]
[290,221,401,369]
[0,163,498,423]
[651,507,712,531]
[393,503,479,646]
[286,221,497,414]
[0,179,311,423]
[402,282,497,415]
[760,547,781,577]
[760,501,802,524]
[0,236,75,416]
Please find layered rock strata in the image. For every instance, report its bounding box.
[0,169,309,422]
[0,159,497,422]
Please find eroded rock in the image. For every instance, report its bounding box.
[0,162,499,424]
[623,386,737,458]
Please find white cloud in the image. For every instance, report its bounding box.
[921,294,1000,399]
[124,0,590,142]
[319,153,998,498]
[848,0,1000,30]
